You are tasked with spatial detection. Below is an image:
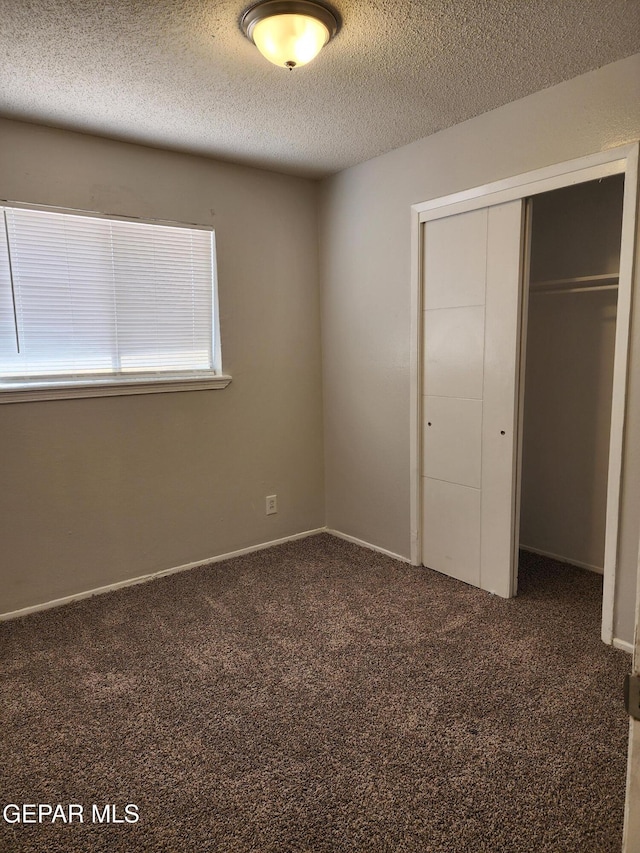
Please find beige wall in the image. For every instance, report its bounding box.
[0,119,324,614]
[319,54,640,644]
[521,289,618,571]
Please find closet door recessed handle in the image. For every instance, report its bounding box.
[500,430,506,435]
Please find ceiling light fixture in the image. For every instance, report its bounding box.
[241,0,339,70]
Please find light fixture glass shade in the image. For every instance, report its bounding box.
[252,13,330,68]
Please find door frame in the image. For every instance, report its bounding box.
[623,534,640,849]
[409,143,639,645]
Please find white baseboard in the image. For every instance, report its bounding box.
[0,527,327,622]
[520,545,604,575]
[613,638,634,655]
[326,529,411,564]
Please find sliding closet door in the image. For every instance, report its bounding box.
[421,200,524,597]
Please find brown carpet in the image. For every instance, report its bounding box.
[0,534,631,852]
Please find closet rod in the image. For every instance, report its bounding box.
[529,273,619,288]
[531,283,618,296]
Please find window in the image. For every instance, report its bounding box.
[0,203,230,402]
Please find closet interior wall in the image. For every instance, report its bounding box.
[519,175,625,573]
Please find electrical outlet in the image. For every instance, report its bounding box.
[266,495,278,515]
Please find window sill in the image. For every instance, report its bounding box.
[0,373,232,403]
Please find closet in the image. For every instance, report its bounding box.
[520,175,625,575]
[415,145,638,643]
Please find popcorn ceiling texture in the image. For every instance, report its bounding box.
[0,535,631,851]
[1,0,639,177]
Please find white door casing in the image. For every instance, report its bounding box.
[623,595,640,850]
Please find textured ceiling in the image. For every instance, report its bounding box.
[1,0,639,178]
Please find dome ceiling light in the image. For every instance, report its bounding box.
[241,0,340,70]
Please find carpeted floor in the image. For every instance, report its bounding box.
[0,534,631,852]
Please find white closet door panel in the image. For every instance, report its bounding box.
[423,306,485,399]
[422,478,481,585]
[422,199,524,597]
[480,200,524,598]
[423,396,482,488]
[423,209,488,309]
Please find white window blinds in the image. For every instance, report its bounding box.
[0,205,220,386]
